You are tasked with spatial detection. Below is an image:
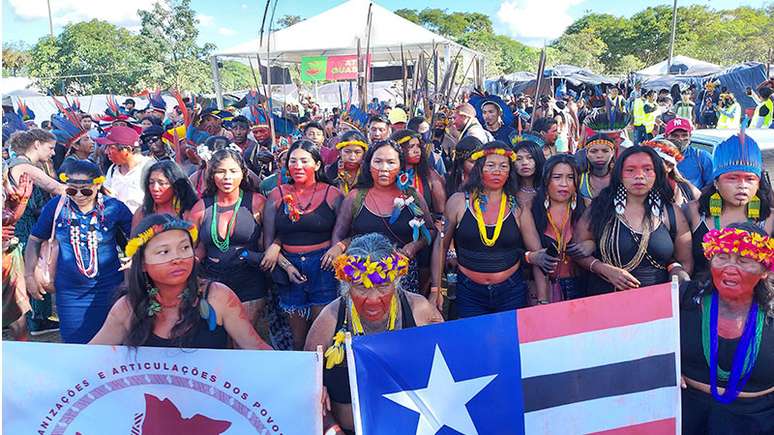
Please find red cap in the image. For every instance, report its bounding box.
[96,125,140,147]
[664,117,693,136]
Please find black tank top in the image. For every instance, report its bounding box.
[680,282,774,394]
[323,292,417,404]
[142,282,229,349]
[352,196,414,246]
[454,196,523,273]
[275,184,336,246]
[201,191,261,260]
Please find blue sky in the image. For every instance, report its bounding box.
[2,0,769,50]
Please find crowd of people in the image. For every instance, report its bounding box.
[2,77,773,434]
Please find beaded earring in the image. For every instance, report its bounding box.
[146,285,161,317]
[648,190,662,218]
[748,195,761,219]
[570,194,577,211]
[614,184,627,215]
[544,195,550,210]
[709,192,723,217]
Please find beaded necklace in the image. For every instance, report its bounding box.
[283,183,318,223]
[66,196,104,278]
[473,192,507,247]
[546,201,572,269]
[701,292,764,403]
[210,190,244,252]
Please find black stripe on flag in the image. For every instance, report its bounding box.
[522,353,676,412]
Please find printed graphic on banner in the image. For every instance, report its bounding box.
[300,56,327,82]
[300,55,372,82]
[348,311,525,435]
[348,283,680,435]
[3,342,321,435]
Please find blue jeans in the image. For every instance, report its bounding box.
[277,248,338,318]
[456,269,528,318]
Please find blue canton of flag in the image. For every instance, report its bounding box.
[347,311,524,435]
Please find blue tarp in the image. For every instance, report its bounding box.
[709,62,768,111]
[485,65,618,96]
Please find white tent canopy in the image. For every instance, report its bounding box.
[211,0,482,108]
[637,55,721,77]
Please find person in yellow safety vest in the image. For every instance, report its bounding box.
[632,89,658,144]
[716,92,741,129]
[751,87,773,129]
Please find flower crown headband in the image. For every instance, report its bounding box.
[125,219,199,258]
[59,173,106,185]
[336,139,369,150]
[470,147,517,162]
[333,253,409,288]
[702,228,774,271]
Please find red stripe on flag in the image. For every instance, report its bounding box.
[587,417,676,435]
[517,283,673,343]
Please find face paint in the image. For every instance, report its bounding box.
[482,172,506,189]
[370,166,400,187]
[711,264,760,303]
[145,256,194,287]
[351,291,394,323]
[291,165,316,186]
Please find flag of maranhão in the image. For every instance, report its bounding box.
[347,311,525,435]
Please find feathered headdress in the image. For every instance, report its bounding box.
[2,111,28,142]
[583,108,631,134]
[16,98,35,122]
[99,95,141,133]
[244,90,269,127]
[51,110,88,148]
[340,104,369,131]
[138,88,167,112]
[468,91,514,128]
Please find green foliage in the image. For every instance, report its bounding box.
[549,29,607,72]
[2,41,32,77]
[277,15,303,29]
[26,21,146,94]
[218,61,256,92]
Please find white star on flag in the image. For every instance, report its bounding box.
[382,344,497,435]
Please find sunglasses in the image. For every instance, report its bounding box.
[65,187,95,197]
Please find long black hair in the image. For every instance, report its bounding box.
[391,129,431,179]
[697,172,772,222]
[512,139,545,187]
[141,160,198,217]
[286,139,331,184]
[355,139,405,189]
[446,135,482,196]
[461,141,520,200]
[531,154,585,236]
[203,148,254,197]
[124,213,203,347]
[589,146,674,239]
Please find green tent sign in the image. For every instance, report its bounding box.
[301,56,327,82]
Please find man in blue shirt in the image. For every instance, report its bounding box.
[665,117,713,190]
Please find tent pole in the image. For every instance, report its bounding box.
[667,0,678,72]
[210,55,224,109]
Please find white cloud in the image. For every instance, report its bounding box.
[197,13,215,27]
[217,27,236,36]
[497,0,585,47]
[9,0,158,28]
[241,4,248,9]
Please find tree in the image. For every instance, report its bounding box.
[2,42,31,77]
[276,15,303,29]
[218,61,256,92]
[138,0,216,92]
[549,30,607,72]
[27,21,146,94]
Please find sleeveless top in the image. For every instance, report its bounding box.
[201,192,261,260]
[275,184,336,246]
[454,194,523,273]
[142,282,229,349]
[588,207,676,296]
[323,292,417,404]
[579,172,595,201]
[351,192,415,246]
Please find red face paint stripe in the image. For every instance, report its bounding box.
[517,283,673,343]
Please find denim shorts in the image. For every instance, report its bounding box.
[456,268,528,318]
[277,247,338,317]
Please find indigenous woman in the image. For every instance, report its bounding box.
[325,130,368,196]
[684,133,774,278]
[305,233,442,435]
[445,136,482,197]
[90,214,272,350]
[132,160,198,228]
[680,223,774,434]
[574,146,693,295]
[188,136,260,198]
[578,134,616,205]
[390,129,447,217]
[331,140,435,295]
[510,136,545,206]
[433,141,540,317]
[188,148,268,328]
[642,138,701,206]
[263,140,343,350]
[23,160,132,343]
[522,154,586,303]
